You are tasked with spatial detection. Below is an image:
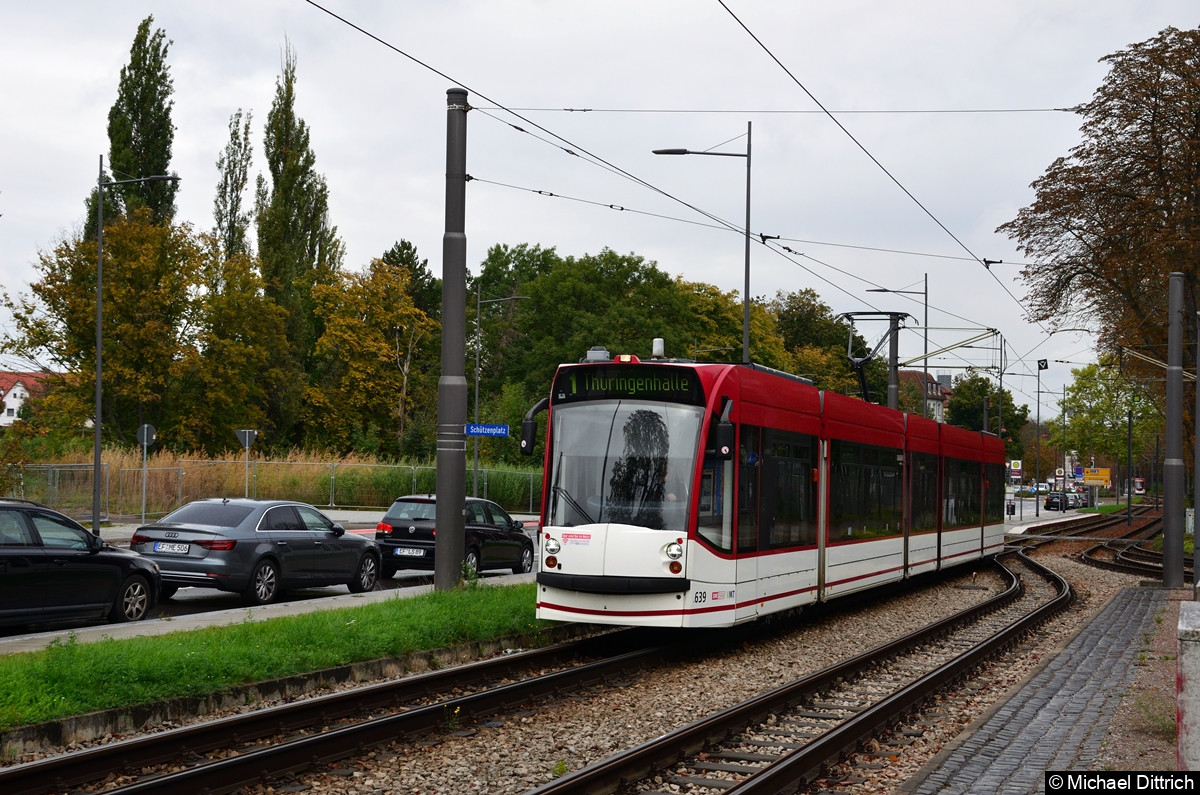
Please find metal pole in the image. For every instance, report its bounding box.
[93,156,104,535]
[742,120,752,364]
[887,313,900,410]
[435,88,469,591]
[1127,408,1133,525]
[141,437,147,525]
[1163,271,1185,587]
[922,273,928,418]
[473,282,481,497]
[1035,367,1040,517]
[1194,311,1199,599]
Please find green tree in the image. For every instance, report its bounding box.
[255,42,344,445]
[213,109,254,260]
[768,289,884,397]
[1049,361,1163,479]
[382,240,441,319]
[945,371,1029,460]
[167,245,289,453]
[106,16,178,223]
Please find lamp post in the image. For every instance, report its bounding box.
[473,285,528,496]
[655,121,752,364]
[867,273,928,416]
[93,155,180,535]
[1036,358,1048,516]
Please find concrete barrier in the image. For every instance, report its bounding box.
[1178,601,1200,768]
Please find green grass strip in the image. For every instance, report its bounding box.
[0,583,546,731]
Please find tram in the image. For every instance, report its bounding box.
[520,344,1007,629]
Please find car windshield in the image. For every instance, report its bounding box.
[384,500,437,522]
[547,400,703,532]
[160,502,255,528]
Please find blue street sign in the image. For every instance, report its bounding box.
[466,423,510,437]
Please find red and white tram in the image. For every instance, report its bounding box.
[520,347,1007,629]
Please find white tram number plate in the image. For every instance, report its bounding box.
[153,542,190,554]
[393,548,425,557]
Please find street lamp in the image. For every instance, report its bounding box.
[473,285,528,496]
[93,155,180,534]
[867,274,928,416]
[655,121,752,364]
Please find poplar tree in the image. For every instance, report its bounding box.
[107,15,178,222]
[213,109,254,260]
[254,42,344,444]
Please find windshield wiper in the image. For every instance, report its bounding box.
[553,485,594,525]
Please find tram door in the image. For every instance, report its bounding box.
[734,426,760,622]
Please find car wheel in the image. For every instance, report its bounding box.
[110,575,151,623]
[349,553,379,593]
[159,584,179,601]
[464,548,481,575]
[244,559,280,606]
[512,545,534,574]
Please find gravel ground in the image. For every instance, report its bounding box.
[4,551,1183,792]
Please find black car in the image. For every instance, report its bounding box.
[1044,492,1069,511]
[0,498,160,628]
[375,495,535,578]
[131,499,381,605]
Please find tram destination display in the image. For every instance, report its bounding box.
[553,364,705,406]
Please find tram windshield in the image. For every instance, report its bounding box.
[547,400,704,533]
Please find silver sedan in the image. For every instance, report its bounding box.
[130,498,380,605]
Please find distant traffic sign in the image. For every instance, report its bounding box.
[1083,467,1111,486]
[466,423,510,437]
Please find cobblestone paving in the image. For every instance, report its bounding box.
[903,586,1168,794]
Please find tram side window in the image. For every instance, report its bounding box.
[737,426,760,554]
[984,462,1006,523]
[828,440,903,543]
[943,458,982,528]
[697,413,733,553]
[761,430,817,549]
[910,451,939,533]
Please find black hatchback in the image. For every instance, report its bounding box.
[0,499,160,628]
[375,495,534,578]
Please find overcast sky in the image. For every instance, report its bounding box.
[2,1,1195,418]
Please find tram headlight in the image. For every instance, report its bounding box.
[665,541,683,560]
[544,537,561,555]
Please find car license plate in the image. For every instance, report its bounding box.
[153,541,190,554]
[393,548,424,557]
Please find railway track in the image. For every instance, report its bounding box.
[2,564,1032,795]
[528,550,1069,794]
[0,628,664,795]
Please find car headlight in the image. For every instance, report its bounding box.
[544,537,561,554]
[665,541,683,560]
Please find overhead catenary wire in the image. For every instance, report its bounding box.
[305,0,1053,372]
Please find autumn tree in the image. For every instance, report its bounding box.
[1,210,201,443]
[255,42,344,444]
[305,259,437,456]
[999,27,1200,447]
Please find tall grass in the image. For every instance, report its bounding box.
[9,448,543,520]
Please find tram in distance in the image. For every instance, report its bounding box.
[519,341,1008,629]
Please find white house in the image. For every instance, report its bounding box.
[0,372,45,426]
